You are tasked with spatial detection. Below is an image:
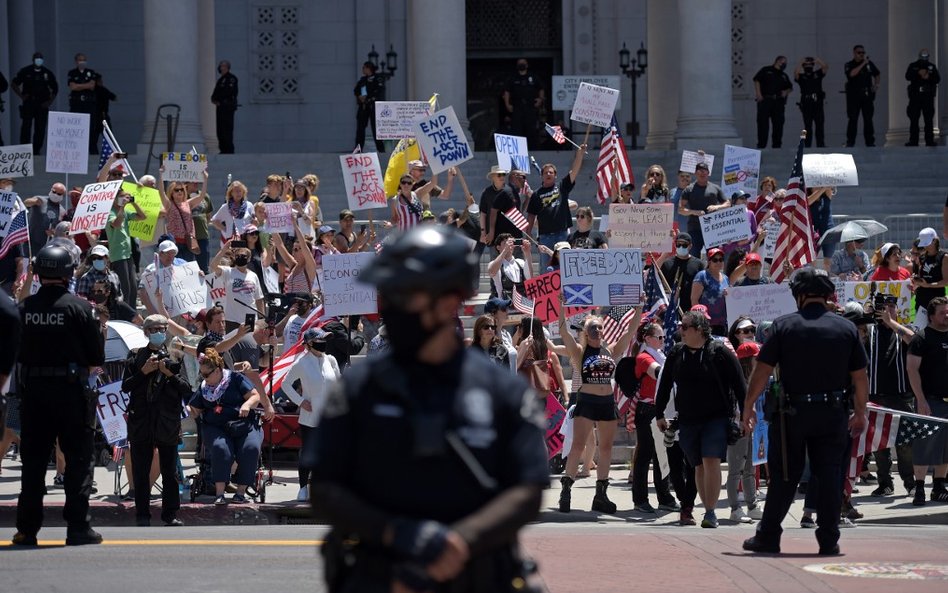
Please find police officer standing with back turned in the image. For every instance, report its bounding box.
[904,49,941,147]
[794,56,828,148]
[303,225,549,593]
[741,268,868,556]
[12,244,105,547]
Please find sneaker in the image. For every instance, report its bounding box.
[742,535,780,554]
[658,500,681,512]
[164,518,184,527]
[52,474,64,488]
[913,486,927,506]
[214,495,227,506]
[11,532,38,546]
[845,506,864,521]
[679,510,696,526]
[634,502,656,513]
[859,472,878,485]
[800,515,816,528]
[931,489,948,503]
[870,485,894,497]
[747,505,763,520]
[66,528,103,546]
[232,493,249,504]
[296,486,309,502]
[729,508,753,524]
[905,482,916,497]
[838,517,857,528]
[701,512,719,528]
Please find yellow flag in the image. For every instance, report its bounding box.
[382,94,438,197]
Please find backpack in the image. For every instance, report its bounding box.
[614,356,641,401]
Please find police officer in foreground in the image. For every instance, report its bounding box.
[794,56,828,148]
[741,268,868,556]
[904,48,941,147]
[304,225,549,593]
[12,245,105,546]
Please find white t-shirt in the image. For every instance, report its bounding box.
[490,257,526,298]
[211,202,256,243]
[282,353,341,427]
[218,265,264,324]
[283,313,306,355]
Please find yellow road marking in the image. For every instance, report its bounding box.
[1,539,323,547]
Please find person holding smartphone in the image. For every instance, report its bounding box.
[333,208,373,253]
[210,241,265,332]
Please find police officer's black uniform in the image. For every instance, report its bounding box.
[304,226,549,593]
[904,54,941,146]
[753,61,793,148]
[0,71,8,146]
[13,245,105,546]
[795,61,826,148]
[11,60,58,153]
[0,287,22,431]
[505,66,544,149]
[211,65,239,154]
[742,269,868,556]
[67,65,100,152]
[844,54,880,147]
[353,63,386,153]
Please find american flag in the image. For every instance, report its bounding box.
[503,207,529,232]
[0,209,29,259]
[259,305,328,397]
[769,135,815,283]
[601,305,637,346]
[643,264,668,317]
[511,286,535,316]
[596,115,633,205]
[544,123,567,144]
[662,289,680,354]
[98,133,132,178]
[608,283,641,306]
[849,403,946,479]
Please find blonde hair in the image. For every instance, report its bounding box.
[201,347,225,369]
[226,181,248,203]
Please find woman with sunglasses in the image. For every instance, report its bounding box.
[469,314,515,371]
[557,298,642,514]
[869,242,911,281]
[271,217,318,295]
[691,247,730,335]
[728,316,758,350]
[158,165,209,262]
[389,174,429,232]
[640,165,670,203]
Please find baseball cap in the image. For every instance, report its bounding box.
[917,227,938,248]
[303,327,331,343]
[318,225,335,236]
[193,308,209,325]
[676,232,692,245]
[707,247,724,260]
[293,292,314,304]
[90,244,110,258]
[736,342,761,360]
[731,191,751,201]
[484,297,512,314]
[408,160,426,170]
[339,209,355,220]
[690,304,711,320]
[158,240,178,254]
[553,241,571,252]
[744,252,763,264]
[736,318,756,331]
[142,314,169,330]
[694,162,710,172]
[879,242,900,258]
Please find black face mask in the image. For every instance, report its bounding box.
[381,304,444,361]
[91,292,108,304]
[234,254,250,267]
[309,341,327,353]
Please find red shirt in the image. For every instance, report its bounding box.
[634,351,659,403]
[869,266,911,281]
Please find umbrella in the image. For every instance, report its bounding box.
[819,219,888,245]
[105,320,148,363]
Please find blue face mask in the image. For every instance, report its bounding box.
[148,332,166,346]
[92,259,106,271]
[33,58,44,67]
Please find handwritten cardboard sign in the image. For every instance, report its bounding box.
[0,144,34,178]
[140,261,205,317]
[321,252,377,316]
[522,271,594,324]
[802,153,858,187]
[45,111,90,174]
[95,381,130,445]
[0,190,21,242]
[340,152,386,211]
[70,180,122,235]
[494,134,530,173]
[123,182,162,242]
[699,205,753,249]
[560,248,644,307]
[758,219,780,259]
[264,202,294,233]
[552,75,621,111]
[725,283,797,328]
[375,101,432,139]
[413,106,473,175]
[162,152,207,183]
[607,203,674,251]
[721,145,761,195]
[569,82,620,128]
[679,150,715,174]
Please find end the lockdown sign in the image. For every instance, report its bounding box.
[413,106,472,175]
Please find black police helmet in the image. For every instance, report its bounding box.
[789,267,835,299]
[33,244,76,280]
[360,225,479,302]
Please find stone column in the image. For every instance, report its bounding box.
[885,0,937,146]
[674,0,740,148]
[406,0,466,126]
[197,0,218,153]
[938,0,948,142]
[138,0,204,153]
[645,0,679,150]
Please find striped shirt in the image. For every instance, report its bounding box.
[393,192,423,232]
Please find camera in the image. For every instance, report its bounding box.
[151,351,182,375]
[663,418,679,448]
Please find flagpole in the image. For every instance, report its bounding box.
[102,120,139,184]
[582,124,592,146]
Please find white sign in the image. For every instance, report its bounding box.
[679,150,715,174]
[493,134,530,173]
[413,106,472,175]
[802,153,859,187]
[205,272,227,309]
[699,205,753,249]
[321,252,378,316]
[552,75,622,111]
[162,152,207,183]
[339,152,387,211]
[835,280,913,325]
[758,219,781,259]
[569,82,621,129]
[559,248,644,306]
[721,145,761,195]
[70,180,122,235]
[264,202,295,233]
[0,190,20,242]
[725,283,797,328]
[140,261,205,317]
[607,203,674,251]
[0,144,34,178]
[95,381,130,445]
[45,111,90,174]
[375,101,432,140]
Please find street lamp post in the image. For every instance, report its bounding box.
[368,44,398,81]
[619,42,648,149]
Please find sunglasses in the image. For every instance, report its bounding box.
[91,290,108,296]
[676,243,690,248]
[709,257,724,263]
[577,214,590,219]
[648,172,663,177]
[400,181,413,185]
[173,187,185,193]
[483,324,496,331]
[649,333,666,339]
[736,327,756,334]
[588,324,603,331]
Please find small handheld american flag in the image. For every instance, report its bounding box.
[0,209,29,259]
[545,123,567,145]
[512,286,535,316]
[503,207,530,233]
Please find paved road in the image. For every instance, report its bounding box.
[2,523,947,593]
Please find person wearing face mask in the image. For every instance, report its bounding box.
[11,52,58,153]
[67,53,100,153]
[210,242,265,331]
[753,55,793,149]
[794,56,828,148]
[22,182,68,255]
[904,49,941,147]
[844,45,881,147]
[90,279,140,324]
[75,244,124,302]
[658,231,705,312]
[503,58,545,149]
[304,225,549,593]
[122,315,191,526]
[281,327,341,502]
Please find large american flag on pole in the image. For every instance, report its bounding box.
[0,209,29,259]
[849,403,946,479]
[259,305,329,397]
[596,115,633,205]
[769,134,815,283]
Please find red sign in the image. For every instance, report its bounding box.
[545,393,566,459]
[523,270,594,323]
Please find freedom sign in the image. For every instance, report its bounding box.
[607,203,674,251]
[569,82,620,128]
[340,153,386,211]
[162,152,207,183]
[522,271,595,323]
[45,111,90,174]
[95,381,130,445]
[699,205,753,249]
[493,134,530,173]
[413,106,472,175]
[835,279,912,324]
[321,252,377,317]
[140,261,206,317]
[123,182,163,242]
[725,283,797,328]
[559,248,644,307]
[375,101,431,139]
[802,153,858,187]
[264,202,294,233]
[721,145,761,195]
[0,144,33,178]
[70,180,123,235]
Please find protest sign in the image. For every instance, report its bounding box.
[725,283,797,328]
[552,75,621,111]
[802,153,858,187]
[140,262,205,317]
[607,203,673,251]
[205,272,227,309]
[0,190,20,242]
[95,381,130,445]
[264,202,294,233]
[758,219,780,259]
[699,205,753,249]
[679,150,715,174]
[70,180,122,235]
[45,111,90,174]
[522,271,595,323]
[321,252,377,316]
[752,397,768,466]
[569,82,621,128]
[559,248,644,307]
[162,152,207,183]
[493,134,530,172]
[413,106,472,174]
[0,144,34,178]
[545,394,567,459]
[339,152,386,210]
[123,182,162,242]
[835,279,912,324]
[721,145,761,195]
[375,101,432,139]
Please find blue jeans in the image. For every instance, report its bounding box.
[196,238,210,272]
[538,229,569,271]
[175,241,195,263]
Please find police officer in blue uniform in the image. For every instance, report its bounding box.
[353,61,386,153]
[11,52,58,154]
[753,56,793,148]
[304,225,549,593]
[904,49,941,147]
[211,60,239,154]
[67,52,100,153]
[12,245,105,546]
[741,268,868,556]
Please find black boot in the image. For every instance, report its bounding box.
[592,479,617,514]
[559,476,574,513]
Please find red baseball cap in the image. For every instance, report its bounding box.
[690,304,711,320]
[707,248,724,260]
[744,252,763,264]
[736,341,761,359]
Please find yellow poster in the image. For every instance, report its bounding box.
[122,182,162,242]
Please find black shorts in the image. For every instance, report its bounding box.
[572,392,618,421]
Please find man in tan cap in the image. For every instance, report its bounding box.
[479,165,521,247]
